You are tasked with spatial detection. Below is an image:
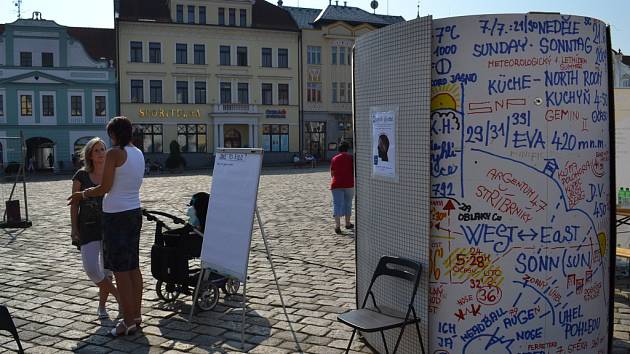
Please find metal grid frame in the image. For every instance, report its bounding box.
[353,16,432,353]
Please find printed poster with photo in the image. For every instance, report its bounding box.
[371,107,397,180]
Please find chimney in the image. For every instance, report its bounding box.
[277,0,283,5]
[344,1,347,6]
[335,1,339,6]
[329,0,332,5]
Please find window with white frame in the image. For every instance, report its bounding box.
[220,82,231,104]
[332,82,337,103]
[150,80,162,104]
[239,9,246,27]
[220,45,231,65]
[20,94,33,116]
[262,48,272,67]
[176,5,183,23]
[194,81,206,104]
[278,84,289,105]
[187,5,195,23]
[199,6,206,24]
[131,80,144,103]
[133,124,162,153]
[307,46,321,65]
[307,83,321,102]
[149,42,161,63]
[176,81,189,104]
[218,7,225,25]
[70,95,82,116]
[41,94,55,116]
[176,43,188,64]
[339,47,346,65]
[237,46,247,66]
[130,41,143,62]
[261,83,272,105]
[237,83,249,104]
[229,8,236,26]
[94,95,107,117]
[177,124,207,152]
[278,48,288,68]
[194,44,205,65]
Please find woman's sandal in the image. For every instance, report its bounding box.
[110,320,137,337]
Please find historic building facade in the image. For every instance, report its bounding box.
[117,0,300,166]
[283,1,403,160]
[613,50,630,88]
[0,12,116,170]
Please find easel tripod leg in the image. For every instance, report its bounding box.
[188,268,205,322]
[255,207,302,352]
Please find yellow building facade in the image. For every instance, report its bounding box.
[283,3,403,160]
[117,0,300,166]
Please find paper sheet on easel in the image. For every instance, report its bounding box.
[200,149,262,282]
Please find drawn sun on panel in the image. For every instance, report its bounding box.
[431,84,461,112]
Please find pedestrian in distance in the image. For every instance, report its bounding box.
[69,137,121,320]
[27,156,35,173]
[330,142,354,234]
[68,116,145,337]
[47,153,54,168]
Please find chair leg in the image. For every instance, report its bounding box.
[15,334,24,354]
[391,326,407,354]
[345,329,356,354]
[380,330,390,354]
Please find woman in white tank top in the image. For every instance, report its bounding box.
[68,117,145,337]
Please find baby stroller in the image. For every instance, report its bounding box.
[142,192,240,311]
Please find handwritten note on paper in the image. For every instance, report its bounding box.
[428,14,610,354]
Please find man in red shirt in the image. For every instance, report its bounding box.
[330,142,354,234]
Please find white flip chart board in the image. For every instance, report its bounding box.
[200,148,263,282]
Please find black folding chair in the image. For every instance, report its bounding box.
[0,305,24,354]
[337,256,424,354]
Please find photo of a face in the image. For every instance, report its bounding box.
[378,134,389,162]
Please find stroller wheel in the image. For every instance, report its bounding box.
[156,280,181,302]
[222,278,241,295]
[196,282,219,311]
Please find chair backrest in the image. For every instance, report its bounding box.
[362,256,423,308]
[0,305,15,332]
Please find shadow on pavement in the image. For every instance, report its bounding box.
[0,228,26,245]
[73,292,273,353]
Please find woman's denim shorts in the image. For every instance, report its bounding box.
[103,208,142,272]
[332,188,354,217]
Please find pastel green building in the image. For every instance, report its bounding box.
[0,12,116,171]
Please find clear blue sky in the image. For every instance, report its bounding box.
[2,0,628,52]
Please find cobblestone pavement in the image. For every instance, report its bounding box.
[0,168,629,353]
[0,168,369,354]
